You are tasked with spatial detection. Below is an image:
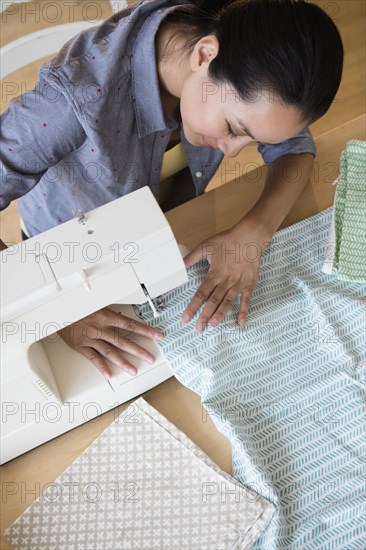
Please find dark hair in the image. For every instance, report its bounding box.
[164,0,344,124]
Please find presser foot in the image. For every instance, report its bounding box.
[133,290,166,320]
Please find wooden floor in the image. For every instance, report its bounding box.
[1,0,365,244]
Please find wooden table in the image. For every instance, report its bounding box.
[1,114,364,549]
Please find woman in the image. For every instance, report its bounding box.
[0,0,343,378]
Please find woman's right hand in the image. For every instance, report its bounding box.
[58,307,164,379]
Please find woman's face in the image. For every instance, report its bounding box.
[180,75,306,157]
[179,38,307,157]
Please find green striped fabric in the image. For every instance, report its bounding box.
[333,139,366,283]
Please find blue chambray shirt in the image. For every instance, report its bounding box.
[0,0,316,238]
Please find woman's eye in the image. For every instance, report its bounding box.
[226,123,239,139]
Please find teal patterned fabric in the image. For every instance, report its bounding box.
[140,208,366,549]
[333,140,366,283]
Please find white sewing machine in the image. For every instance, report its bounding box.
[0,187,188,464]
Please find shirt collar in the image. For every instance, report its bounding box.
[131,4,183,138]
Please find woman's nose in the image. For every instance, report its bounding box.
[217,136,253,157]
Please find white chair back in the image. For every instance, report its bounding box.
[0,0,128,79]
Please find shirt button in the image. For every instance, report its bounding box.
[195,171,203,178]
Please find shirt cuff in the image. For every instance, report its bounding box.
[258,127,316,165]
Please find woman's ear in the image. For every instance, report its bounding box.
[190,35,220,71]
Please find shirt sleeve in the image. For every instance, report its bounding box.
[0,69,86,211]
[257,127,316,165]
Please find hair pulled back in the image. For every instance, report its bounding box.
[165,0,344,124]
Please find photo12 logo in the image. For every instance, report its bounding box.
[1,480,140,504]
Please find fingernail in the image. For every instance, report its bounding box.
[155,332,164,341]
[182,313,189,323]
[147,356,155,364]
[129,368,137,376]
[103,370,111,379]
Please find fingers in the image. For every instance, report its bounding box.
[182,276,237,332]
[181,276,218,326]
[90,340,140,377]
[182,277,254,332]
[183,245,204,269]
[78,329,156,379]
[84,315,159,377]
[77,346,114,379]
[105,311,164,342]
[101,327,155,366]
[200,287,239,330]
[238,289,252,327]
[58,308,165,380]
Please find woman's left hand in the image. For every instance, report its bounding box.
[181,219,273,332]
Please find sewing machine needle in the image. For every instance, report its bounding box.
[107,379,116,392]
